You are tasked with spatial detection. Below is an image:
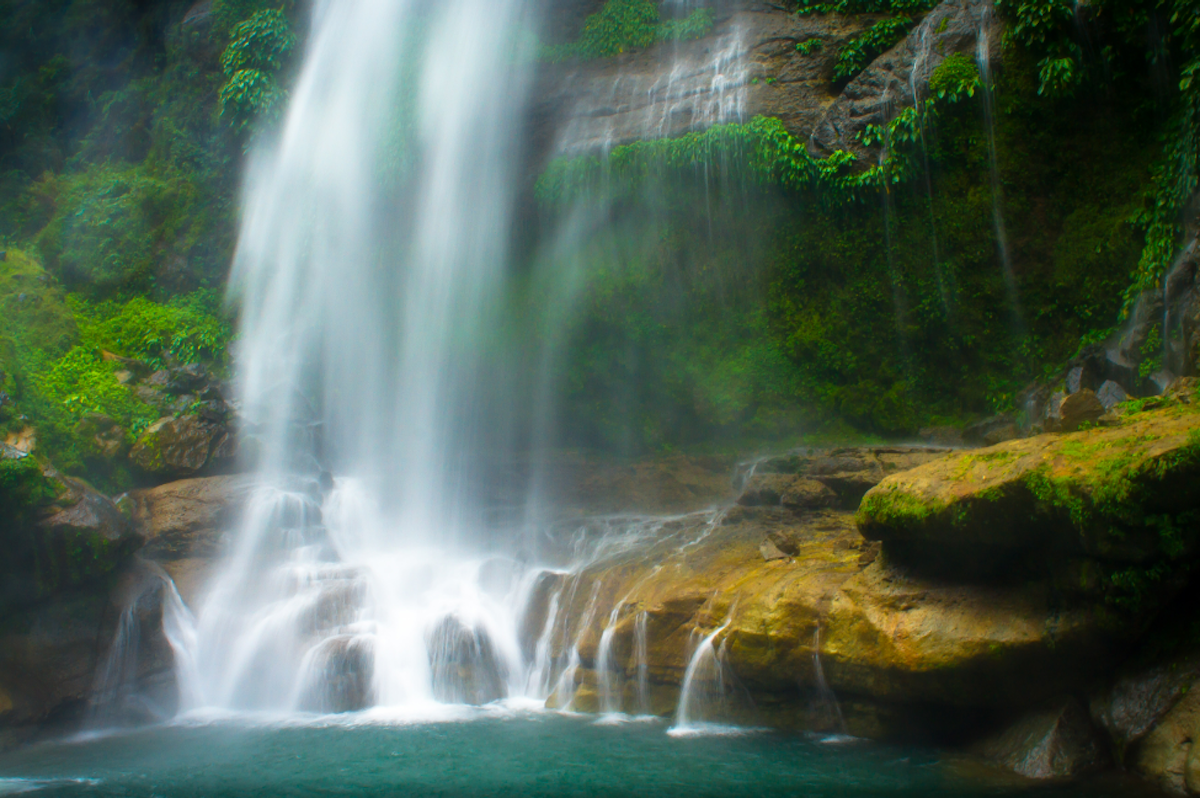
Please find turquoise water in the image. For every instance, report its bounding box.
[0,710,1156,797]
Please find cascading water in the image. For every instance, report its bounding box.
[179,0,542,714]
[152,0,762,726]
[977,14,1026,332]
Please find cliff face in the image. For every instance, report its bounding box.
[0,0,1198,790]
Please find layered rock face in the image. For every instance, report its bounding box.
[530,0,993,164]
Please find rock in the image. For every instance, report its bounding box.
[983,423,1021,447]
[165,364,210,396]
[1066,366,1087,395]
[1092,657,1200,762]
[809,0,997,161]
[821,560,1115,711]
[297,635,374,713]
[780,478,838,510]
[1043,390,1068,428]
[428,615,507,705]
[127,474,255,604]
[2,449,142,607]
[857,400,1200,564]
[918,425,964,447]
[129,414,230,479]
[759,538,789,561]
[974,699,1106,779]
[963,415,1018,446]
[1058,389,1105,432]
[756,446,951,509]
[737,473,796,506]
[72,413,129,460]
[1153,369,1181,395]
[1096,380,1129,411]
[1132,687,1200,795]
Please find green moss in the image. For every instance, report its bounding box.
[792,0,937,13]
[33,163,210,296]
[857,484,945,528]
[542,0,715,61]
[833,17,914,82]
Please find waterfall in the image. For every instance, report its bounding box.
[158,0,756,721]
[669,617,733,735]
[181,0,540,714]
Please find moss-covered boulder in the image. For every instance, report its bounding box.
[130,414,233,479]
[857,397,1200,566]
[1,444,142,608]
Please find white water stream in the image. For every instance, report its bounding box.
[137,0,758,727]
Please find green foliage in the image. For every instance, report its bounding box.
[31,346,157,435]
[0,453,57,532]
[796,38,824,55]
[212,0,293,38]
[537,46,1154,437]
[834,17,914,81]
[542,0,714,61]
[218,9,295,133]
[928,53,980,101]
[792,0,936,13]
[221,9,295,75]
[219,68,287,133]
[995,0,1200,309]
[32,163,208,296]
[72,293,233,371]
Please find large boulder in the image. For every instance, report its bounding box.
[126,474,255,604]
[1132,687,1200,795]
[2,445,142,607]
[129,414,236,479]
[974,699,1107,779]
[857,397,1200,567]
[750,446,951,508]
[1092,655,1200,764]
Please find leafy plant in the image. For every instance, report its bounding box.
[218,9,296,133]
[793,0,936,13]
[796,38,824,55]
[833,17,914,82]
[542,0,714,61]
[220,9,295,75]
[928,53,980,101]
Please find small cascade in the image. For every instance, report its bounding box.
[595,601,625,714]
[89,561,185,727]
[908,25,950,313]
[552,19,749,155]
[525,577,566,698]
[550,581,604,710]
[634,611,651,715]
[977,17,1026,332]
[669,613,743,735]
[809,625,846,735]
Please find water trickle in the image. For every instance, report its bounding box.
[810,625,846,734]
[977,17,1026,333]
[670,611,743,735]
[634,611,651,715]
[596,601,626,714]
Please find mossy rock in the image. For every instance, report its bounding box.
[857,399,1200,563]
[1,445,141,608]
[129,414,222,478]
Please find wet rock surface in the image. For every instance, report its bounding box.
[974,699,1107,780]
[857,396,1200,565]
[126,474,256,604]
